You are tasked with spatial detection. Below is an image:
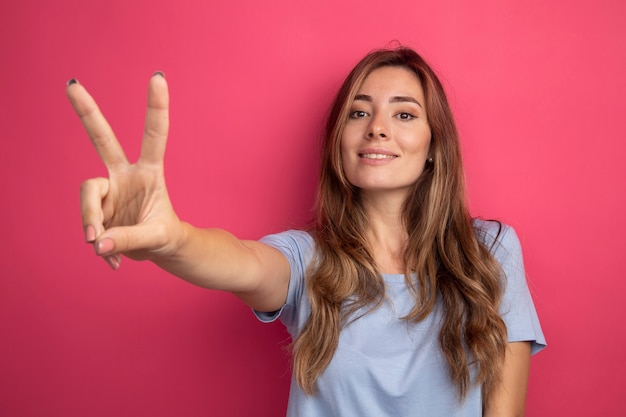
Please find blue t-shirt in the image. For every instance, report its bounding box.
[256,220,546,416]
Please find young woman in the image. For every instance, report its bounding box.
[67,47,545,416]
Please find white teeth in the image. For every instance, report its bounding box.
[360,153,396,159]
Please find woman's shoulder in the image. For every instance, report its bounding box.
[260,229,313,246]
[259,229,316,261]
[471,218,521,262]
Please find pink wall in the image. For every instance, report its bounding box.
[1,0,624,415]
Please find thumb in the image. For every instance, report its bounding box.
[94,222,166,257]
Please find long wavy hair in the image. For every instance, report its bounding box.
[292,47,508,402]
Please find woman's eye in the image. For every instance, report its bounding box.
[349,110,368,119]
[397,112,415,120]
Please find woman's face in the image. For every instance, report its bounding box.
[340,66,432,200]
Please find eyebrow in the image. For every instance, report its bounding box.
[354,94,423,108]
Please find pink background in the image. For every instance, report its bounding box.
[1,0,625,415]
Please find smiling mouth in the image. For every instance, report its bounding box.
[359,153,398,159]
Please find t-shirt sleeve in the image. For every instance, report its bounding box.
[252,230,314,332]
[480,221,547,354]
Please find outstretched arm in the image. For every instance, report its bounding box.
[67,74,289,312]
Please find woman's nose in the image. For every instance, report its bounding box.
[366,115,389,139]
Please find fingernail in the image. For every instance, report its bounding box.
[85,225,96,242]
[95,238,115,255]
[66,78,78,86]
[104,255,121,270]
[153,71,165,78]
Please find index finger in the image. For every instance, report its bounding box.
[66,80,129,168]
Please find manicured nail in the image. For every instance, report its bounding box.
[66,79,78,86]
[95,238,115,255]
[85,225,96,243]
[104,255,121,270]
[153,71,165,78]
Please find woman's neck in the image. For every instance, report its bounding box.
[361,191,408,274]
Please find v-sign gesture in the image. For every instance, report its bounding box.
[67,73,183,269]
[67,73,290,312]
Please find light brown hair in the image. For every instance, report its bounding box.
[293,47,508,402]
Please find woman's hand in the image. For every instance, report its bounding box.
[67,73,289,311]
[67,73,184,269]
